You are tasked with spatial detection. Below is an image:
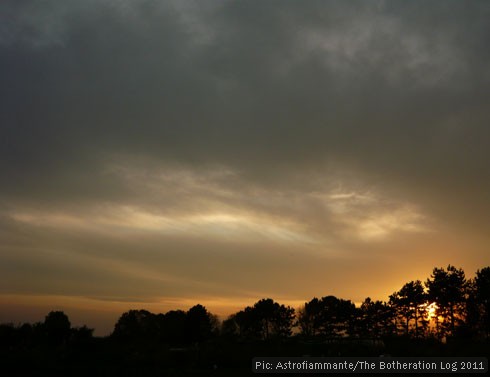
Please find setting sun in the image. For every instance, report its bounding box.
[426,302,438,320]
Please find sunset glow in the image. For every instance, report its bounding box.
[426,302,438,320]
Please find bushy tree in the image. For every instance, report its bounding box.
[112,309,158,342]
[298,296,356,338]
[162,310,186,344]
[227,299,295,340]
[185,304,215,343]
[44,311,71,346]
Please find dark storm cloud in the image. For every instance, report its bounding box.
[1,1,488,201]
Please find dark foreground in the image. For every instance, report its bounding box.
[1,336,489,376]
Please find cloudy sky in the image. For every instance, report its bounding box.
[1,0,489,334]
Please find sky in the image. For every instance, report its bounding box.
[1,0,489,335]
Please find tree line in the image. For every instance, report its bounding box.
[1,265,489,350]
[222,265,490,342]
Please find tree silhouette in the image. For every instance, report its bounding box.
[70,325,94,345]
[358,298,395,338]
[298,297,322,337]
[271,302,296,338]
[185,304,215,343]
[162,310,186,344]
[228,306,259,339]
[253,299,295,340]
[221,314,240,339]
[44,311,71,346]
[112,309,158,343]
[475,267,490,338]
[0,323,16,351]
[426,265,467,338]
[227,299,295,340]
[299,296,355,338]
[112,307,217,345]
[389,281,428,337]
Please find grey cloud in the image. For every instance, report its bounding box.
[2,1,489,184]
[1,0,488,213]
